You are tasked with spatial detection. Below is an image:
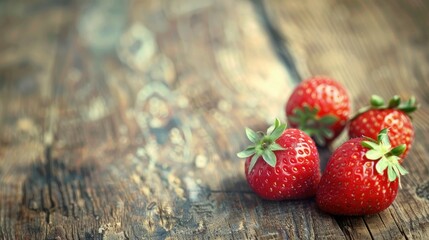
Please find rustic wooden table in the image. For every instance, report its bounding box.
[1,0,429,239]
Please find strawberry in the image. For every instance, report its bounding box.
[237,119,320,200]
[285,77,350,146]
[349,95,418,159]
[316,129,408,215]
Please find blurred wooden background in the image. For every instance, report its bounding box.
[1,0,428,239]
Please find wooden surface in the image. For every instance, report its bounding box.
[1,0,429,239]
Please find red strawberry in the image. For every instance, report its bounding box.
[285,77,350,146]
[349,95,418,159]
[316,129,408,215]
[237,119,320,200]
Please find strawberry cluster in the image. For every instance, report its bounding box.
[237,77,418,216]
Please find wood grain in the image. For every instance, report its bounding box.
[1,0,429,239]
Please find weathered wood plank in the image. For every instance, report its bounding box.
[2,0,429,239]
[0,1,73,239]
[261,0,429,239]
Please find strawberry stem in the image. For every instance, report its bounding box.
[361,129,408,183]
[288,105,337,146]
[237,118,287,173]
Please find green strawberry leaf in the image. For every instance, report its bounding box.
[270,143,285,151]
[396,163,409,175]
[408,96,416,106]
[293,108,304,118]
[375,157,389,174]
[361,140,380,150]
[288,116,300,124]
[248,153,261,174]
[370,95,385,107]
[390,144,406,156]
[245,128,260,143]
[387,165,397,182]
[400,106,418,113]
[392,165,401,180]
[270,122,287,141]
[236,147,256,158]
[378,128,390,146]
[387,155,400,163]
[319,115,337,125]
[388,95,401,108]
[366,149,383,160]
[262,150,276,168]
[274,118,281,128]
[266,125,274,135]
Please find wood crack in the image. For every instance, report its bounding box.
[251,0,302,83]
[389,209,409,240]
[44,146,56,224]
[333,217,352,240]
[362,217,375,240]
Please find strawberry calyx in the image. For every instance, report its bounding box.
[288,105,337,146]
[361,128,408,183]
[237,118,287,173]
[353,95,418,120]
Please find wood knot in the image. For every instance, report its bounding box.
[416,181,429,200]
